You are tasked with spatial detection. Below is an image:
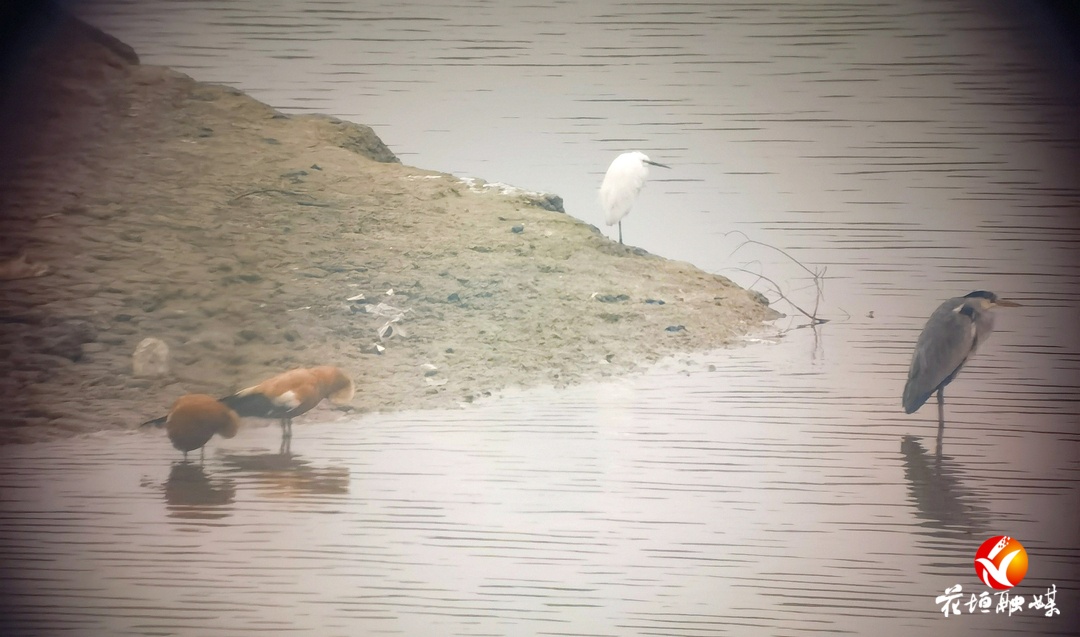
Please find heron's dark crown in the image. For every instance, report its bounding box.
[964,290,998,301]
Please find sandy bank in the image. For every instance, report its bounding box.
[0,14,777,444]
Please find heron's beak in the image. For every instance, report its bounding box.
[644,160,670,169]
[994,299,1022,307]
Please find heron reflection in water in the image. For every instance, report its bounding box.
[900,435,990,535]
[902,291,1021,429]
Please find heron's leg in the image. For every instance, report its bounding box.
[200,446,205,464]
[937,387,945,429]
[618,221,623,245]
[183,450,188,462]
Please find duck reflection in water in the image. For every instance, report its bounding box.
[163,462,236,521]
[900,435,990,537]
[221,451,350,498]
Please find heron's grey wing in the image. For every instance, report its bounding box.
[902,302,977,413]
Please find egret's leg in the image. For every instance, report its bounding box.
[183,450,188,462]
[618,221,623,245]
[200,446,205,464]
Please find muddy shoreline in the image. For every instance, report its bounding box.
[0,15,777,445]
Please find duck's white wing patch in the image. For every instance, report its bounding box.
[271,390,302,410]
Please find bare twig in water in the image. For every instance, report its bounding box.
[723,231,828,326]
[730,267,827,325]
[727,233,818,278]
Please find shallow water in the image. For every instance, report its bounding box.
[2,334,1077,635]
[2,0,1078,634]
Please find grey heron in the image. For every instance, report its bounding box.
[902,291,1021,425]
[599,151,670,244]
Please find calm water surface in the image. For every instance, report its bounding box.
[2,1,1078,634]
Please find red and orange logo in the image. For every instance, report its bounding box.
[974,536,1028,590]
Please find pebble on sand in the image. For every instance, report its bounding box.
[133,337,170,377]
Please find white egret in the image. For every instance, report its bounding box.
[902,291,1021,427]
[599,151,670,244]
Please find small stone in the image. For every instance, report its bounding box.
[511,225,524,234]
[644,299,665,305]
[132,337,169,377]
[447,292,461,303]
[746,289,769,306]
[595,294,630,303]
[283,329,300,342]
[421,363,438,376]
[238,329,259,342]
[665,325,686,332]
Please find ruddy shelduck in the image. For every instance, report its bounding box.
[142,394,241,462]
[219,366,354,439]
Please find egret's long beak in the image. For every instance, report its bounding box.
[644,160,670,169]
[994,299,1022,307]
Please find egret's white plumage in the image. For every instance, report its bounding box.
[598,151,669,244]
